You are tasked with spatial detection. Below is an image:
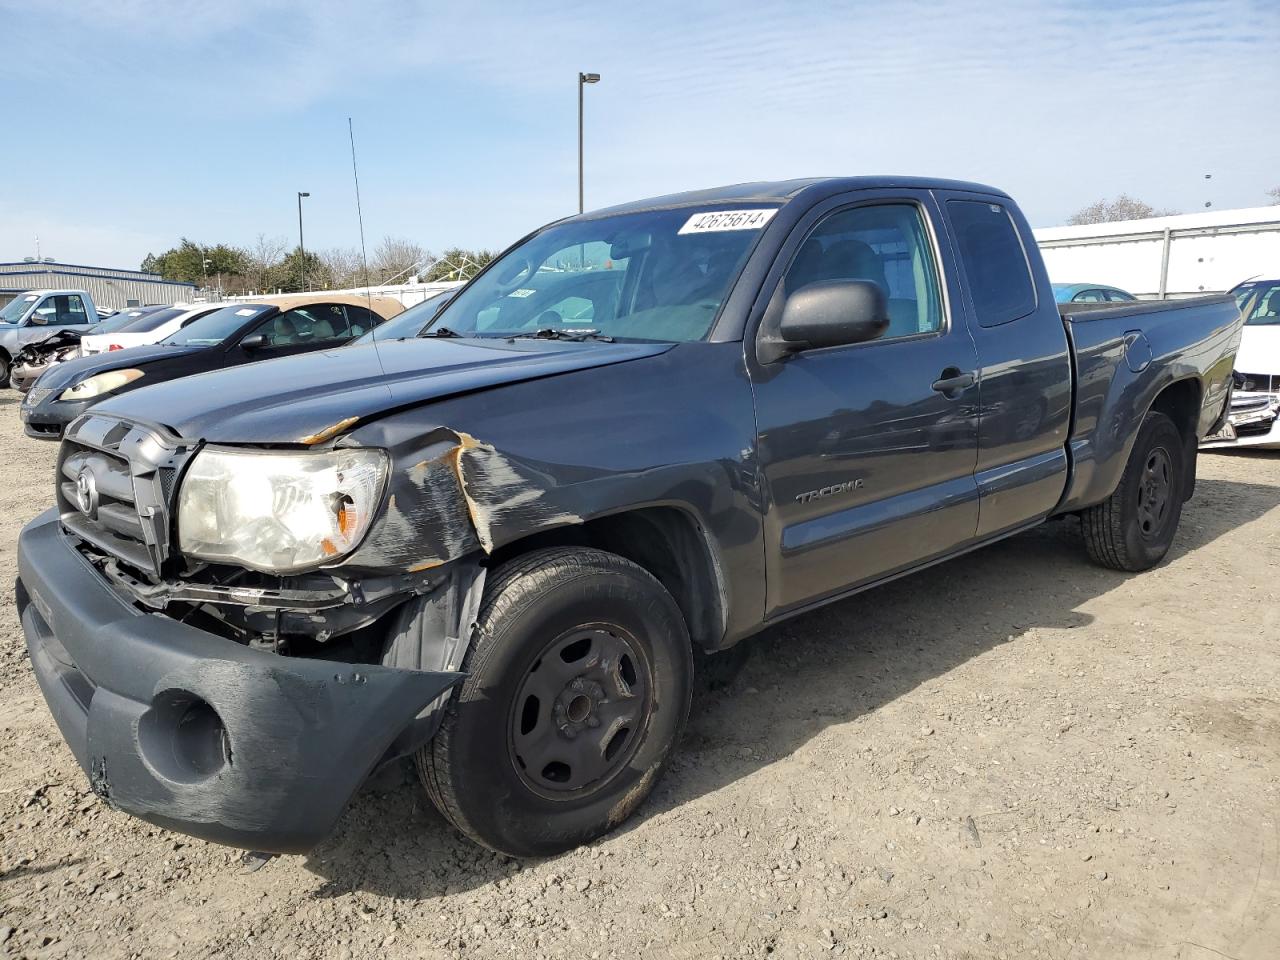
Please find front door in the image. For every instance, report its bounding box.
[751,195,981,617]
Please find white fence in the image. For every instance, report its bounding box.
[1034,206,1280,299]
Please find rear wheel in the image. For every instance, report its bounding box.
[417,547,693,856]
[1081,411,1185,571]
[0,354,10,389]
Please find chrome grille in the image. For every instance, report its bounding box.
[56,414,194,578]
[24,385,52,407]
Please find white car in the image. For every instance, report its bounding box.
[1202,278,1280,450]
[79,302,226,356]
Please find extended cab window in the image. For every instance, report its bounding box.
[784,203,943,339]
[947,200,1036,327]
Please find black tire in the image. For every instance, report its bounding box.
[0,355,10,389]
[417,547,693,857]
[1081,411,1185,571]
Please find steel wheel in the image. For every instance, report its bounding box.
[508,625,652,800]
[1136,446,1173,539]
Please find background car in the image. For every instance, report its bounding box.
[1051,283,1138,303]
[79,302,229,356]
[7,307,167,391]
[20,294,403,439]
[1202,278,1280,449]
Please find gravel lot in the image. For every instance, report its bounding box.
[0,394,1277,960]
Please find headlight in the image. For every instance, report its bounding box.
[58,368,144,401]
[177,446,388,573]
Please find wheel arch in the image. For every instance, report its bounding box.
[487,504,728,653]
[1147,376,1202,501]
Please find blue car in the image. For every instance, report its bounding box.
[1052,283,1138,304]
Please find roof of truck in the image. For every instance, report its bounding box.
[579,176,1009,220]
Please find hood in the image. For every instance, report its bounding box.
[1235,325,1280,374]
[95,337,674,443]
[36,342,205,389]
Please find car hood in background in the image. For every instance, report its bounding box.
[33,342,206,390]
[1235,326,1280,375]
[94,337,675,443]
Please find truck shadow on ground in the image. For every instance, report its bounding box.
[303,475,1280,899]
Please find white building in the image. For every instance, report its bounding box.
[1034,206,1280,299]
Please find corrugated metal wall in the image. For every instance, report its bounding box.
[0,263,195,309]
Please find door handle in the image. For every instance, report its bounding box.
[932,368,976,395]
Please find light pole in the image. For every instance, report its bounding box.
[578,72,600,215]
[297,191,311,292]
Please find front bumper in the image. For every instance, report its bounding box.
[19,391,90,440]
[1201,392,1280,450]
[10,361,47,393]
[16,508,463,854]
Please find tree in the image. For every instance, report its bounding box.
[423,248,496,282]
[241,235,289,294]
[1066,195,1178,225]
[140,238,247,288]
[273,248,332,293]
[1267,186,1280,205]
[319,247,367,289]
[372,236,427,284]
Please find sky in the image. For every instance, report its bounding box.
[1,0,1277,270]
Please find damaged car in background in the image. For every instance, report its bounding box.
[1201,277,1280,449]
[16,176,1242,860]
[19,294,402,439]
[8,307,168,393]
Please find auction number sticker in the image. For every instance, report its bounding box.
[678,209,777,235]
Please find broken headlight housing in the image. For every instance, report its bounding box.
[176,446,388,573]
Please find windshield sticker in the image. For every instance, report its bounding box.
[508,288,536,298]
[678,209,777,235]
[235,308,258,316]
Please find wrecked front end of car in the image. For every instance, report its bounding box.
[1201,372,1280,449]
[14,410,548,854]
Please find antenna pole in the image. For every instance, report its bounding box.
[349,118,371,293]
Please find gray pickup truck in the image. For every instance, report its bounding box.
[17,177,1242,859]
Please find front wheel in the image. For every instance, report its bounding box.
[1081,411,1186,571]
[417,547,693,856]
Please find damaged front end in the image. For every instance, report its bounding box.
[15,411,572,853]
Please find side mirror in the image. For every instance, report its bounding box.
[26,312,48,326]
[776,279,889,355]
[239,333,268,351]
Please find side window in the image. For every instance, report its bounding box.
[783,202,944,340]
[1073,289,1105,303]
[258,305,351,346]
[946,199,1037,327]
[65,295,90,323]
[345,305,379,337]
[1104,289,1134,302]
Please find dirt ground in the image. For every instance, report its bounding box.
[0,395,1276,960]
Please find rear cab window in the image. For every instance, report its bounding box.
[946,200,1037,327]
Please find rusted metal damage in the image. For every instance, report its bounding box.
[349,427,583,573]
[299,416,361,446]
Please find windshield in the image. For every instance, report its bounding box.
[426,205,779,342]
[1234,280,1280,326]
[162,304,271,346]
[114,305,186,333]
[0,294,39,324]
[353,291,452,344]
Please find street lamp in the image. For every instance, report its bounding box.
[578,72,600,215]
[297,191,311,292]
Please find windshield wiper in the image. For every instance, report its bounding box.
[514,328,615,343]
[424,326,462,338]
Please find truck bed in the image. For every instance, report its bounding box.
[1055,294,1242,514]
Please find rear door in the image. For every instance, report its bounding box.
[936,193,1073,538]
[750,190,982,617]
